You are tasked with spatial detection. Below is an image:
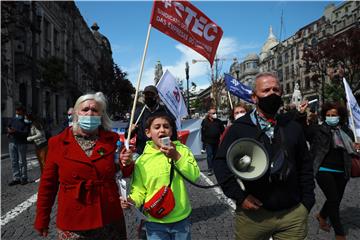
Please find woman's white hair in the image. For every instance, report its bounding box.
[72,92,112,131]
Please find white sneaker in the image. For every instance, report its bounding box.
[201,149,206,154]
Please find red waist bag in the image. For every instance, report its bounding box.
[144,161,175,218]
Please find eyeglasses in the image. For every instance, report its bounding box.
[209,112,216,115]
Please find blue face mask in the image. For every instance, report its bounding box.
[78,115,101,132]
[325,116,339,126]
[24,119,32,124]
[68,115,72,121]
[15,114,23,119]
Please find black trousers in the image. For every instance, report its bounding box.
[316,171,348,236]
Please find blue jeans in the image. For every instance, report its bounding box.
[145,218,191,240]
[9,142,27,181]
[205,143,218,171]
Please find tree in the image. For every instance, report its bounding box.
[105,64,135,116]
[39,57,67,90]
[302,27,360,102]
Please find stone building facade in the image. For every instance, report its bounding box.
[224,1,359,106]
[259,1,359,104]
[1,1,113,129]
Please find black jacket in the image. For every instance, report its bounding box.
[310,123,354,179]
[7,117,30,144]
[213,111,315,212]
[201,117,224,145]
[131,104,177,154]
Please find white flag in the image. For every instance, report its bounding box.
[157,70,188,129]
[343,78,360,140]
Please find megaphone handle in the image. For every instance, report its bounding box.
[236,178,245,191]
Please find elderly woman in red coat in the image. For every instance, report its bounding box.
[34,92,134,239]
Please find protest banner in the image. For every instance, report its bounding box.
[150,0,223,66]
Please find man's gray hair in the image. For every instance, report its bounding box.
[72,92,112,131]
[252,72,279,92]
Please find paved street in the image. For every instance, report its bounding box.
[1,151,360,239]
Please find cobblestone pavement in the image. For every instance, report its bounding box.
[1,154,360,239]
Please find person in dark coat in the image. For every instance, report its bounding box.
[7,106,30,186]
[310,102,360,240]
[129,85,177,155]
[213,72,315,240]
[201,107,224,176]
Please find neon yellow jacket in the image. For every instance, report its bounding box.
[129,140,200,223]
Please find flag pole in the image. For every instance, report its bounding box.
[133,74,163,126]
[126,24,152,149]
[227,91,233,109]
[343,78,359,143]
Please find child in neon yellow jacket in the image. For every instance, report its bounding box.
[121,113,200,239]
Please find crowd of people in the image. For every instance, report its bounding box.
[6,71,359,240]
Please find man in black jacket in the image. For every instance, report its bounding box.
[7,106,30,186]
[130,85,177,155]
[214,72,315,240]
[201,107,224,176]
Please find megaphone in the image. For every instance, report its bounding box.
[226,138,269,185]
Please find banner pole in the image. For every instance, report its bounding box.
[343,78,359,143]
[126,24,152,149]
[133,75,163,126]
[227,91,233,109]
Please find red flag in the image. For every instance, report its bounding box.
[150,0,223,66]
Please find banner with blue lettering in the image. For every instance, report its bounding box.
[224,73,254,103]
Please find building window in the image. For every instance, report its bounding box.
[285,66,289,80]
[54,29,60,56]
[286,83,290,93]
[43,18,51,58]
[305,77,310,89]
[284,52,289,64]
[277,70,283,82]
[277,55,282,66]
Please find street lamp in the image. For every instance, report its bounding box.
[185,62,190,117]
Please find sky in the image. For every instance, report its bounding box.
[75,0,341,91]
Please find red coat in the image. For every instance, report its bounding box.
[34,127,134,231]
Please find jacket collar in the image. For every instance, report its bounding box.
[60,128,117,163]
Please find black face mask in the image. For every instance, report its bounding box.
[145,97,157,108]
[257,93,283,115]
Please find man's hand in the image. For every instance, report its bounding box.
[298,101,309,114]
[119,148,133,166]
[241,194,263,210]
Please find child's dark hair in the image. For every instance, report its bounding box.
[145,112,173,130]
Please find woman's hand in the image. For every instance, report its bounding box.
[120,196,135,209]
[36,228,49,237]
[160,143,181,161]
[353,142,360,152]
[119,148,133,166]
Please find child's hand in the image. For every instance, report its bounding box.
[120,148,133,166]
[160,143,181,161]
[120,196,135,209]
